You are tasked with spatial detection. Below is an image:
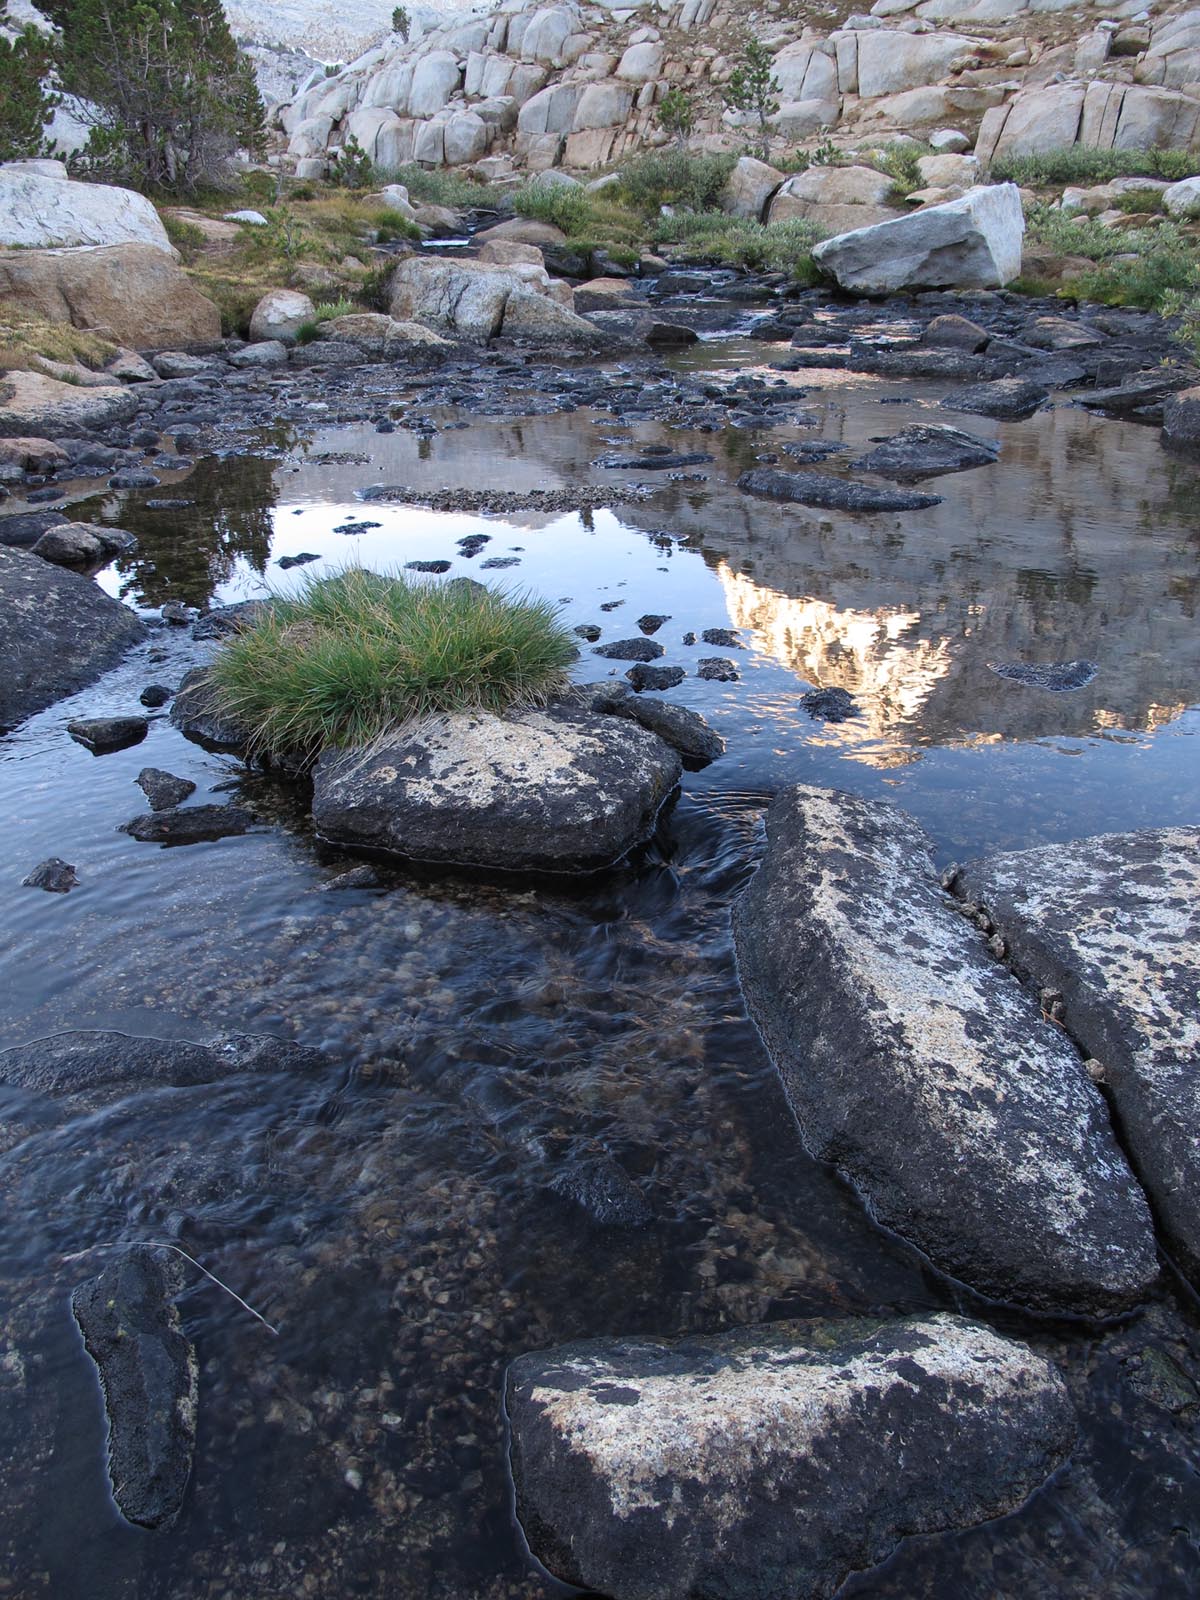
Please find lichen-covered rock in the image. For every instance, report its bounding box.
[731,785,1158,1314]
[0,545,146,731]
[811,184,1023,294]
[71,1247,197,1529]
[311,704,681,873]
[954,828,1200,1282]
[508,1312,1076,1600]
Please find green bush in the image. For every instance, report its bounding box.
[993,146,1197,187]
[208,568,577,764]
[616,150,738,214]
[376,163,496,209]
[1024,204,1200,308]
[513,179,593,233]
[653,211,825,278]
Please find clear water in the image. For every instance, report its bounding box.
[1,339,1198,1599]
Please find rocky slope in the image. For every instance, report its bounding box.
[269,0,1200,177]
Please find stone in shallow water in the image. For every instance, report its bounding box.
[406,559,452,574]
[697,657,738,682]
[311,704,681,874]
[71,1246,197,1530]
[136,767,196,811]
[851,423,1000,481]
[988,659,1098,691]
[736,467,942,513]
[732,785,1157,1314]
[67,714,148,753]
[800,686,859,722]
[954,827,1200,1282]
[120,804,254,845]
[625,663,685,692]
[700,627,742,648]
[943,376,1048,420]
[593,637,664,662]
[21,856,77,892]
[508,1312,1075,1600]
[589,685,725,768]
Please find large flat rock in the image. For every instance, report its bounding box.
[311,704,681,873]
[955,829,1200,1281]
[0,544,146,731]
[0,243,221,349]
[0,368,138,436]
[507,1312,1075,1600]
[731,785,1157,1314]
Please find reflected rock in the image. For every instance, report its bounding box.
[988,660,1098,691]
[737,468,942,513]
[942,376,1048,420]
[851,424,999,481]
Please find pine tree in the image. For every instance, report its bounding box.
[723,39,781,162]
[0,5,57,162]
[39,0,264,193]
[656,87,695,150]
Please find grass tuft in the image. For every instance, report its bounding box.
[652,211,825,278]
[993,146,1197,187]
[208,567,578,764]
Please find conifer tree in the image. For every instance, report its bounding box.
[0,5,57,162]
[723,39,781,162]
[39,0,264,192]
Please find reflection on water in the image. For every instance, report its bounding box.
[4,345,1199,1599]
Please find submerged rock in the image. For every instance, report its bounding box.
[507,1312,1075,1600]
[955,827,1200,1282]
[732,785,1157,1314]
[71,1246,198,1530]
[851,423,999,481]
[136,768,196,811]
[737,468,942,513]
[311,704,681,874]
[989,660,1098,691]
[0,545,146,732]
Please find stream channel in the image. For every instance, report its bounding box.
[1,310,1199,1598]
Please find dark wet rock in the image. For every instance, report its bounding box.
[644,322,699,348]
[594,638,664,663]
[595,690,725,768]
[697,657,739,682]
[800,686,859,722]
[989,659,1098,691]
[573,623,601,642]
[406,559,452,574]
[700,627,742,649]
[943,377,1049,420]
[31,523,105,566]
[276,551,320,570]
[67,714,148,754]
[1082,371,1192,421]
[0,507,70,547]
[636,613,669,635]
[21,857,78,893]
[955,826,1200,1282]
[781,440,847,463]
[481,555,521,569]
[120,804,255,845]
[599,600,624,612]
[457,534,491,558]
[548,1155,651,1228]
[1023,315,1103,352]
[922,313,990,352]
[625,663,685,692]
[161,600,195,626]
[191,601,270,640]
[71,1247,198,1530]
[136,768,196,811]
[1160,384,1200,449]
[598,451,714,471]
[139,684,172,708]
[171,667,254,754]
[508,1312,1075,1600]
[736,468,942,513]
[311,704,681,874]
[731,785,1157,1314]
[0,545,146,731]
[321,863,385,892]
[851,424,999,481]
[108,469,159,490]
[0,1028,327,1101]
[851,346,989,382]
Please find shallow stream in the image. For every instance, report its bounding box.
[1,327,1198,1597]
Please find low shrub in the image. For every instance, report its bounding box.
[375,164,496,210]
[513,179,594,234]
[653,211,825,278]
[1023,203,1200,309]
[615,150,737,214]
[993,145,1197,187]
[208,567,577,763]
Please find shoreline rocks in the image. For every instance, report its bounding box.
[731,784,1158,1315]
[508,1312,1076,1600]
[954,828,1200,1284]
[312,701,681,873]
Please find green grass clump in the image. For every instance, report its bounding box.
[208,568,577,764]
[513,179,594,234]
[652,211,825,278]
[375,164,497,209]
[615,150,737,214]
[993,145,1196,187]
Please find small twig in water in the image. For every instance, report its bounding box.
[58,1240,279,1335]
